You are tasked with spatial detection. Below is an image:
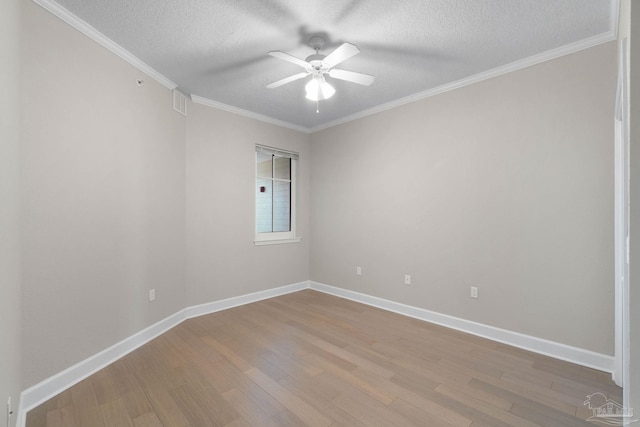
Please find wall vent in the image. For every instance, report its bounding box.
[173,90,187,116]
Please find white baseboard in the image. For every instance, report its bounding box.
[17,281,310,427]
[17,309,186,426]
[17,279,615,427]
[184,281,309,319]
[309,281,615,374]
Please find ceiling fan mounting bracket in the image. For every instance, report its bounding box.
[308,36,326,52]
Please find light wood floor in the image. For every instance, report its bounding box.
[26,290,621,426]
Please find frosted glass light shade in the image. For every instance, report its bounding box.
[305,76,335,101]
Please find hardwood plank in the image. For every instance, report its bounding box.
[46,406,77,427]
[131,412,163,427]
[201,335,253,372]
[231,313,325,377]
[223,417,253,427]
[332,389,422,427]
[45,388,72,412]
[434,383,538,427]
[25,290,621,427]
[389,397,470,427]
[468,371,583,415]
[382,373,475,426]
[99,398,134,427]
[299,341,359,373]
[121,387,154,420]
[323,365,397,405]
[277,374,369,427]
[169,384,224,427]
[91,367,123,406]
[470,377,595,426]
[436,381,513,412]
[271,408,307,427]
[134,368,191,427]
[245,366,333,426]
[221,387,283,427]
[70,379,105,427]
[187,384,240,425]
[172,322,224,364]
[221,370,287,417]
[393,352,473,386]
[25,403,46,426]
[288,324,396,380]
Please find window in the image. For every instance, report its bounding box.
[255,145,300,245]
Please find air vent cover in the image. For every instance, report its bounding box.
[173,90,187,116]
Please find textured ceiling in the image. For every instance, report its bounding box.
[46,0,616,131]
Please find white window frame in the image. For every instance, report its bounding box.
[254,145,301,246]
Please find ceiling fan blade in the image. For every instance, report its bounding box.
[266,72,309,89]
[328,69,374,86]
[322,42,360,68]
[268,51,310,69]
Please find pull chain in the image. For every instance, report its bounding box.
[316,99,320,114]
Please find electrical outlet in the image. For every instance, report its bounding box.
[356,266,362,276]
[149,289,156,301]
[470,286,479,299]
[404,274,411,285]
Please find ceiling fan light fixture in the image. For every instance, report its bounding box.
[268,39,372,106]
[305,76,335,101]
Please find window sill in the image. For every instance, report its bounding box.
[254,237,302,246]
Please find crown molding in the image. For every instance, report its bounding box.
[32,0,177,90]
[309,31,618,133]
[32,0,618,135]
[611,0,621,41]
[190,95,310,134]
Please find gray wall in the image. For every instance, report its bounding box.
[1,0,23,421]
[185,102,310,305]
[21,2,187,388]
[18,0,623,402]
[20,0,311,389]
[310,42,617,355]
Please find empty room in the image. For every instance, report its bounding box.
[2,0,640,426]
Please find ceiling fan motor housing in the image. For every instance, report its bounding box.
[305,54,326,71]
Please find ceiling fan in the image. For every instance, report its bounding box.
[266,36,374,107]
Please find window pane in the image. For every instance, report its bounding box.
[274,156,291,180]
[256,152,272,178]
[273,180,291,232]
[256,178,272,233]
